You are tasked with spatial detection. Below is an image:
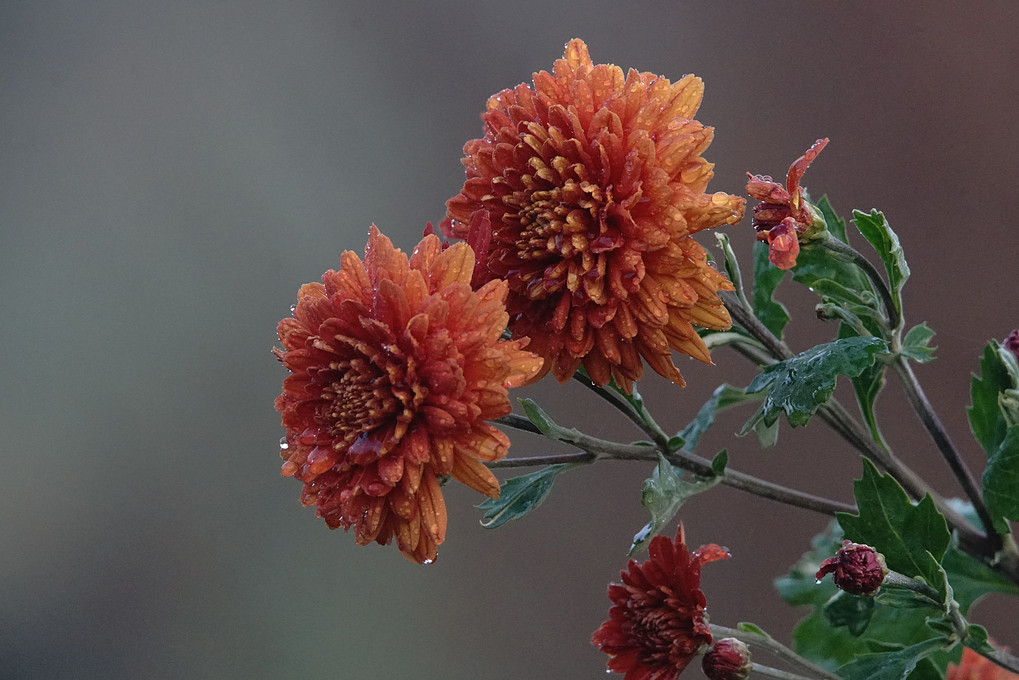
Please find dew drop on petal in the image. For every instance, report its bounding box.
[279,436,289,451]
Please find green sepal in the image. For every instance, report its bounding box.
[630,454,721,555]
[740,336,888,433]
[851,209,910,318]
[477,464,575,529]
[836,459,951,598]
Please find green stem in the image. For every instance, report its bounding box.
[973,645,1019,676]
[891,357,999,545]
[490,417,855,516]
[570,372,671,450]
[750,663,822,680]
[710,625,840,680]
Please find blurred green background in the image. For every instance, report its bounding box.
[2,1,1017,678]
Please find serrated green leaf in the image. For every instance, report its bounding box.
[752,241,791,337]
[678,383,759,451]
[740,337,888,432]
[852,210,910,318]
[982,425,1019,534]
[837,460,951,596]
[968,343,1012,455]
[477,464,574,529]
[630,454,721,554]
[825,591,876,636]
[941,544,1019,612]
[900,323,937,363]
[835,637,944,680]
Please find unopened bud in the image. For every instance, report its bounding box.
[816,540,888,596]
[1004,330,1019,362]
[702,638,753,680]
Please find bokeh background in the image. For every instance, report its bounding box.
[2,2,1018,678]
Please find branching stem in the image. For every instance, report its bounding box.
[710,624,840,680]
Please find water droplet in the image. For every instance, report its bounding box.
[279,436,289,451]
[815,578,822,585]
[422,558,434,565]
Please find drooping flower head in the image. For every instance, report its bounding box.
[746,138,829,270]
[444,39,745,392]
[592,525,731,680]
[274,227,543,563]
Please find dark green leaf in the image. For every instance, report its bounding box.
[967,343,1012,455]
[752,241,791,337]
[477,464,575,529]
[837,460,951,596]
[825,591,876,636]
[835,638,944,680]
[852,210,910,316]
[941,544,1019,613]
[900,323,937,363]
[818,195,849,241]
[982,425,1019,533]
[740,337,888,432]
[964,624,997,657]
[839,324,887,446]
[710,450,728,476]
[678,383,759,451]
[630,454,721,554]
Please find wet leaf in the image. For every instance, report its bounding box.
[630,454,720,554]
[852,209,910,317]
[835,638,945,680]
[477,464,575,529]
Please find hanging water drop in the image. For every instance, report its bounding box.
[279,436,289,451]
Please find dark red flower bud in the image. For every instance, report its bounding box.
[1004,330,1019,361]
[702,638,753,680]
[816,540,888,596]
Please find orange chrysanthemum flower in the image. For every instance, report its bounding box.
[948,648,1019,680]
[592,525,730,680]
[443,39,745,392]
[274,227,543,563]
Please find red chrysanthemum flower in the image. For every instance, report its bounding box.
[949,648,1019,680]
[274,226,544,563]
[592,525,731,680]
[443,39,745,392]
[746,138,829,270]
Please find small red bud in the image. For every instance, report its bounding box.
[816,540,888,596]
[1004,330,1019,361]
[702,638,753,680]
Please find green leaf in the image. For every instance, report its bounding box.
[835,637,945,680]
[678,383,759,451]
[982,425,1019,533]
[852,209,910,318]
[736,621,768,637]
[477,464,575,529]
[899,323,937,363]
[836,460,951,596]
[519,398,581,442]
[740,337,888,432]
[710,450,728,477]
[839,324,887,446]
[968,343,1013,455]
[752,241,791,338]
[630,454,721,554]
[824,591,876,636]
[964,624,997,657]
[941,543,1019,613]
[818,195,849,241]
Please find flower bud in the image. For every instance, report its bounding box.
[1004,330,1019,362]
[702,638,753,680]
[816,540,888,596]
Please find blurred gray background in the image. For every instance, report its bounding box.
[2,2,1017,678]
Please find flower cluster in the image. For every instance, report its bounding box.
[274,227,542,563]
[444,39,745,392]
[591,525,730,680]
